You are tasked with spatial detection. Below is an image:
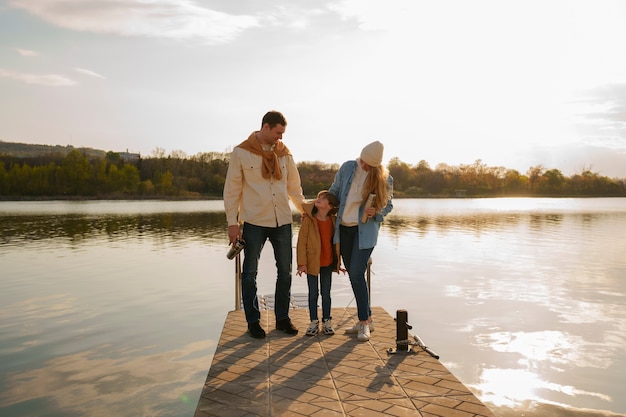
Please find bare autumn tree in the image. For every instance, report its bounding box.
[527,165,545,193]
[388,157,412,193]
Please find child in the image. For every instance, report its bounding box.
[296,190,342,336]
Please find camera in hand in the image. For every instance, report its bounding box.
[226,239,245,260]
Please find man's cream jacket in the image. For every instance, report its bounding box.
[224,143,305,227]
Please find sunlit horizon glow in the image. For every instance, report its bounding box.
[1,0,625,177]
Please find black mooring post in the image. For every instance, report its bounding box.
[396,309,410,351]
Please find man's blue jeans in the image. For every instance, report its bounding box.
[340,225,373,321]
[307,264,333,322]
[241,222,293,324]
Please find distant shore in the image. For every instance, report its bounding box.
[1,193,622,202]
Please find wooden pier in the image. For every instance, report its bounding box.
[195,304,496,417]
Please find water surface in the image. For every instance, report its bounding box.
[1,198,625,417]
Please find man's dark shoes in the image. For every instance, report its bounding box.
[248,322,266,339]
[276,318,298,335]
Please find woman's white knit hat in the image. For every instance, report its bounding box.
[360,141,384,167]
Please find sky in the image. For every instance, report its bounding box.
[1,0,626,178]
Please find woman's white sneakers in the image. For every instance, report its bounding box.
[357,322,371,341]
[345,320,374,342]
[344,320,375,335]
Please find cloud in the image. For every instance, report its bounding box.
[513,143,626,178]
[0,68,76,86]
[564,83,626,148]
[15,48,40,57]
[74,67,106,79]
[328,0,419,31]
[8,0,260,44]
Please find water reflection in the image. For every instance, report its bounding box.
[1,211,228,246]
[475,330,613,405]
[385,211,620,236]
[0,200,606,244]
[1,339,213,416]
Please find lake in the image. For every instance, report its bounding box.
[1,198,625,417]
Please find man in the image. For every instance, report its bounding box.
[223,110,306,338]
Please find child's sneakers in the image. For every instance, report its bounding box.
[322,319,335,335]
[306,320,319,336]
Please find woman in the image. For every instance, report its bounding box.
[328,141,393,341]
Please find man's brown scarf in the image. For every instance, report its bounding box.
[237,132,291,180]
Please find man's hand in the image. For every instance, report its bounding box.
[228,224,241,244]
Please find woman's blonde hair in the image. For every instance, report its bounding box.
[362,164,390,212]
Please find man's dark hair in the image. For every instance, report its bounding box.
[262,111,287,128]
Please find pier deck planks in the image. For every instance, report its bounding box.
[195,306,496,417]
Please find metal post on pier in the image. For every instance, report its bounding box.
[387,309,440,358]
[395,309,411,352]
[367,257,372,305]
[235,252,242,311]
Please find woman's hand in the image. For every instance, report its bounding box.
[297,265,307,276]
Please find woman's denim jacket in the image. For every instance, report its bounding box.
[328,160,393,250]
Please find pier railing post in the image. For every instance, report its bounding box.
[235,252,242,310]
[396,309,410,352]
[367,257,372,305]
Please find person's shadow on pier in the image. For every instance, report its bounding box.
[196,309,369,416]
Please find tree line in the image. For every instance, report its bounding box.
[0,149,624,198]
[388,158,626,197]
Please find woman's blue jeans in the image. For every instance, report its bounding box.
[340,225,373,321]
[241,222,293,324]
[307,264,333,322]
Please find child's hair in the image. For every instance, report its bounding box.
[313,190,339,216]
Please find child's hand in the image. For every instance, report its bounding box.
[339,267,347,275]
[297,265,307,276]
